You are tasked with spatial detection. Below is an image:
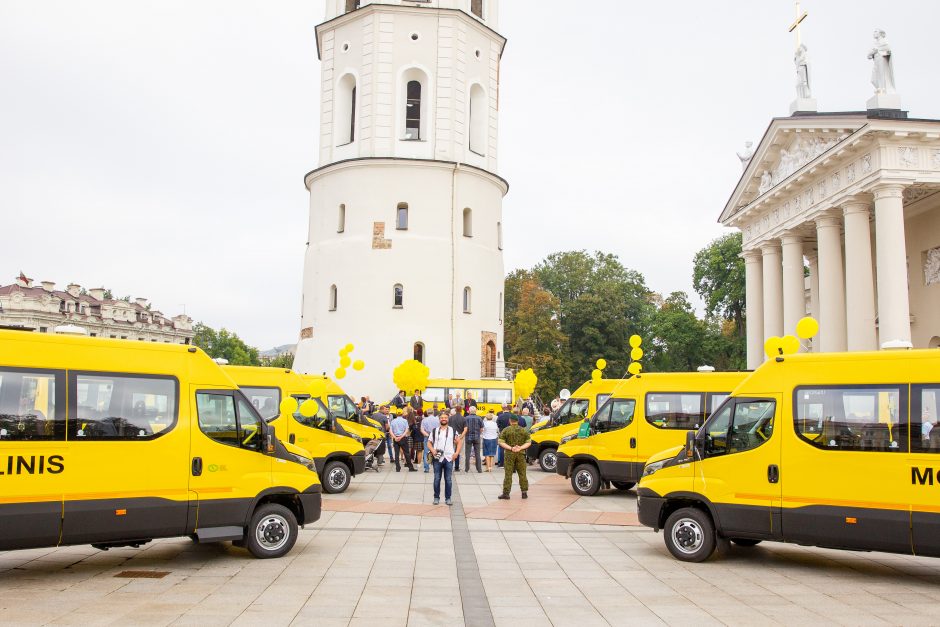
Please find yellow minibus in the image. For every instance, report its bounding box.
[527,378,627,472]
[638,349,940,562]
[557,372,746,496]
[224,366,366,494]
[0,330,320,558]
[299,375,385,443]
[420,378,515,415]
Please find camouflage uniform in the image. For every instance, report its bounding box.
[499,423,531,493]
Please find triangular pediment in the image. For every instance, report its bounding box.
[720,114,870,223]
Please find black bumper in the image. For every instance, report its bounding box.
[352,450,366,475]
[556,453,572,478]
[636,488,665,530]
[298,485,322,526]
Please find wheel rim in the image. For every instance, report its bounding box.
[671,518,704,555]
[574,469,593,492]
[542,451,557,471]
[255,514,290,552]
[328,467,348,489]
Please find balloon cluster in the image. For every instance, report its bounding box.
[393,359,430,393]
[627,335,644,376]
[296,377,330,419]
[764,316,819,358]
[591,358,607,383]
[335,343,365,380]
[514,368,538,399]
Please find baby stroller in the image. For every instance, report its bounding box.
[362,438,383,472]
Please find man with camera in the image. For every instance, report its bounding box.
[427,412,463,506]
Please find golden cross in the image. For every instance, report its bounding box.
[789,1,808,47]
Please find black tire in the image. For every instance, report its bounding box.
[731,538,762,547]
[611,481,636,491]
[571,463,601,497]
[322,460,351,494]
[538,447,558,473]
[663,507,717,563]
[245,503,298,559]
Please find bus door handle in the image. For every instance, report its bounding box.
[192,457,203,477]
[767,464,779,484]
[630,437,636,449]
[289,434,296,444]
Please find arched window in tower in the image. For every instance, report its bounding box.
[335,74,357,145]
[393,283,404,308]
[497,221,503,250]
[483,340,496,377]
[338,204,346,233]
[396,202,409,230]
[463,286,472,313]
[463,208,473,237]
[329,285,338,311]
[345,0,359,14]
[471,0,483,19]
[414,342,425,364]
[469,84,486,155]
[405,80,422,140]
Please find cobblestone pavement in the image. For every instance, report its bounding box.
[2,464,940,626]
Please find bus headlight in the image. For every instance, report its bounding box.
[643,459,667,477]
[560,434,576,445]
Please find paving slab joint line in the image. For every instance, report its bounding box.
[452,475,496,627]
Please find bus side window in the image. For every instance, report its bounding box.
[0,369,65,441]
[70,373,177,440]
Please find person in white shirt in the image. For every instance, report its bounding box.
[427,413,463,506]
[482,412,500,472]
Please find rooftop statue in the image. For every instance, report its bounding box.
[867,29,896,95]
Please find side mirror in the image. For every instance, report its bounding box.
[263,422,276,454]
[686,429,700,460]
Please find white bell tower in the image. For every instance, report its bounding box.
[293,0,508,399]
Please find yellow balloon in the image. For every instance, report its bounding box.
[308,379,327,399]
[629,335,643,349]
[279,398,297,418]
[353,359,365,371]
[344,343,354,353]
[596,358,607,370]
[781,335,801,355]
[340,355,351,368]
[335,367,347,380]
[630,347,644,361]
[764,336,785,358]
[299,399,319,418]
[591,368,602,381]
[628,362,642,375]
[338,348,348,357]
[796,316,819,340]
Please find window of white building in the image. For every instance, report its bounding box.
[405,80,422,140]
[497,221,502,250]
[329,285,338,311]
[338,204,346,233]
[393,284,403,308]
[463,286,472,313]
[397,203,409,230]
[335,74,357,145]
[414,342,425,364]
[471,0,483,18]
[463,208,473,237]
[469,84,486,155]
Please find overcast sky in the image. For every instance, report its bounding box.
[2,1,938,349]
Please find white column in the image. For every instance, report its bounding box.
[815,214,848,352]
[872,183,913,349]
[781,234,805,339]
[842,199,878,351]
[761,242,783,339]
[743,249,764,370]
[806,252,821,351]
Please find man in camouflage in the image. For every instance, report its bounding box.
[498,415,531,499]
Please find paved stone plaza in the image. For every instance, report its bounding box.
[2,467,940,626]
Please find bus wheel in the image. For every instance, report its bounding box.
[611,481,635,491]
[731,538,761,547]
[663,507,716,562]
[538,448,558,473]
[571,464,600,497]
[323,461,351,494]
[246,503,298,559]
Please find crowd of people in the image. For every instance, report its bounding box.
[356,389,554,504]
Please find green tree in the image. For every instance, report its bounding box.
[692,232,746,335]
[192,322,261,366]
[262,353,295,369]
[504,271,570,399]
[648,292,709,372]
[532,251,655,383]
